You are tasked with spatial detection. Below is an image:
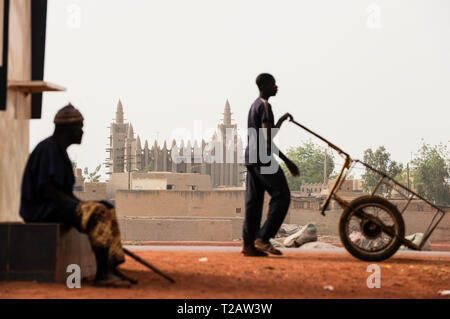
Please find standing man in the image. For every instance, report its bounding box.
[20,103,131,287]
[243,73,300,257]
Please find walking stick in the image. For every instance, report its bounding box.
[123,248,176,284]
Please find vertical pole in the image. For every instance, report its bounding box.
[407,163,410,190]
[324,149,328,186]
[0,0,10,110]
[128,153,131,190]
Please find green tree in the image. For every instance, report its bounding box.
[71,160,102,182]
[411,142,450,205]
[83,164,102,182]
[281,140,335,191]
[142,161,153,173]
[362,146,403,196]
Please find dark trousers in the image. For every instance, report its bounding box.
[243,165,291,246]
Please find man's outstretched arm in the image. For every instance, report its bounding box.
[262,121,299,177]
[276,149,300,177]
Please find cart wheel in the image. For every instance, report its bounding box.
[339,195,405,262]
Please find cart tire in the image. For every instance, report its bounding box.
[339,195,405,262]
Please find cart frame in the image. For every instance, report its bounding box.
[290,120,447,252]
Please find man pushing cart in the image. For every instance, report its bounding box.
[243,73,447,261]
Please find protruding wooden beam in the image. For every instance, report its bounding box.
[8,80,66,94]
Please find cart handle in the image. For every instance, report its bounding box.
[289,119,351,158]
[289,119,352,215]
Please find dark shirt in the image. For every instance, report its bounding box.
[20,136,78,222]
[245,98,275,166]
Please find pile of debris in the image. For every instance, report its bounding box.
[283,223,318,247]
[400,233,432,251]
[271,223,338,250]
[272,224,433,251]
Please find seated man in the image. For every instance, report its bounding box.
[20,103,130,287]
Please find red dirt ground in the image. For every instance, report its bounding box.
[0,248,449,299]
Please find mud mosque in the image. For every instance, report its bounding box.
[105,100,245,187]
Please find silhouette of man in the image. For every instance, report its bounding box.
[243,73,300,256]
[20,103,131,287]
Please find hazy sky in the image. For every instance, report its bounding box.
[30,0,450,180]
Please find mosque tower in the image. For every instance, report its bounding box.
[125,123,137,172]
[215,99,239,187]
[107,99,244,186]
[136,135,143,171]
[106,100,128,175]
[116,99,124,124]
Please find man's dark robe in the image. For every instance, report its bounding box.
[20,136,78,224]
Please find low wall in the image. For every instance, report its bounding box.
[116,191,450,243]
[288,209,341,236]
[118,217,243,241]
[74,182,107,202]
[402,211,449,242]
[116,190,248,218]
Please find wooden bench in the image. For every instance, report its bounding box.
[0,222,96,283]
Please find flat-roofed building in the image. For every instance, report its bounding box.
[106,171,212,199]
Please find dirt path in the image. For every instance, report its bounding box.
[0,248,449,299]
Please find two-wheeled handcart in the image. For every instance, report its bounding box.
[290,120,447,261]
